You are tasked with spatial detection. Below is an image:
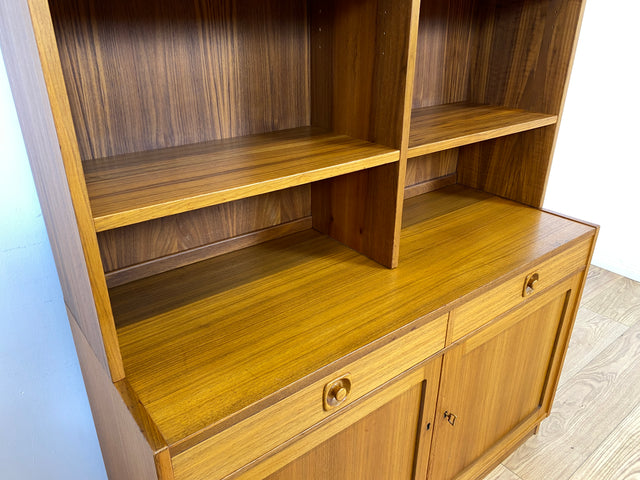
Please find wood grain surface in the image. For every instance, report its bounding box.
[581,266,622,302]
[3,0,595,478]
[104,218,312,288]
[234,359,442,480]
[556,308,627,387]
[451,238,590,343]
[110,186,595,449]
[584,276,640,327]
[408,103,557,158]
[429,276,579,480]
[405,150,458,189]
[263,381,424,480]
[84,127,398,231]
[310,0,414,149]
[170,316,446,479]
[458,0,587,207]
[49,0,310,161]
[457,126,557,207]
[412,0,476,107]
[484,465,522,480]
[98,186,310,274]
[0,0,124,378]
[67,308,162,480]
[567,402,640,480]
[308,0,417,268]
[469,0,586,115]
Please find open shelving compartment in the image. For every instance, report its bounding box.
[405,0,582,204]
[18,0,589,477]
[48,0,417,281]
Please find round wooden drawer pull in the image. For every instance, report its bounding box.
[523,272,540,297]
[323,375,352,411]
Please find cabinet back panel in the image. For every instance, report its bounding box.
[404,150,458,198]
[406,150,458,188]
[97,186,310,277]
[458,125,557,207]
[469,0,585,114]
[310,0,413,148]
[413,0,585,114]
[412,0,476,108]
[49,0,310,161]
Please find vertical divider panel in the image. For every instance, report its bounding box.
[310,0,421,268]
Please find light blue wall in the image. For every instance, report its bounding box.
[0,48,107,479]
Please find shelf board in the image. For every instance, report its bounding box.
[111,186,594,449]
[408,103,558,158]
[84,127,399,231]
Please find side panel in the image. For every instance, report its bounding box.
[0,0,123,377]
[68,309,161,480]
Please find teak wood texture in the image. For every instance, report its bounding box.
[0,0,125,379]
[0,0,592,479]
[408,103,557,158]
[111,187,594,452]
[430,275,582,480]
[84,127,398,231]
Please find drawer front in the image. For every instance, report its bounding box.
[450,238,592,344]
[172,314,448,480]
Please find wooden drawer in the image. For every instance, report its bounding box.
[450,238,592,344]
[171,314,448,480]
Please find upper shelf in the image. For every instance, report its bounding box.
[84,126,399,232]
[408,103,558,158]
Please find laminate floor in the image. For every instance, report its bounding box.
[486,266,640,480]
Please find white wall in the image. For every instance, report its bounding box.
[0,2,637,478]
[0,49,107,479]
[544,0,640,281]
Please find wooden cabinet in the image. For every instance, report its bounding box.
[251,358,443,480]
[429,274,584,480]
[0,0,597,479]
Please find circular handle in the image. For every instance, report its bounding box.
[523,272,540,297]
[323,375,352,410]
[333,386,348,402]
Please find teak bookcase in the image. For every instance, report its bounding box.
[1,1,597,479]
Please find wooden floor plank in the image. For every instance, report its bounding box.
[581,266,621,302]
[485,464,524,480]
[584,276,640,326]
[557,307,627,386]
[504,320,640,480]
[567,401,640,480]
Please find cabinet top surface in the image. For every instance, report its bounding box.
[112,186,595,447]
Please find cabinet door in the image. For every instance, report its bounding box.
[428,275,582,480]
[242,358,442,480]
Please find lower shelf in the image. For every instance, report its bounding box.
[110,185,594,452]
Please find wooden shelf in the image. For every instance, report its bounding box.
[84,127,399,231]
[408,103,558,158]
[110,186,593,449]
